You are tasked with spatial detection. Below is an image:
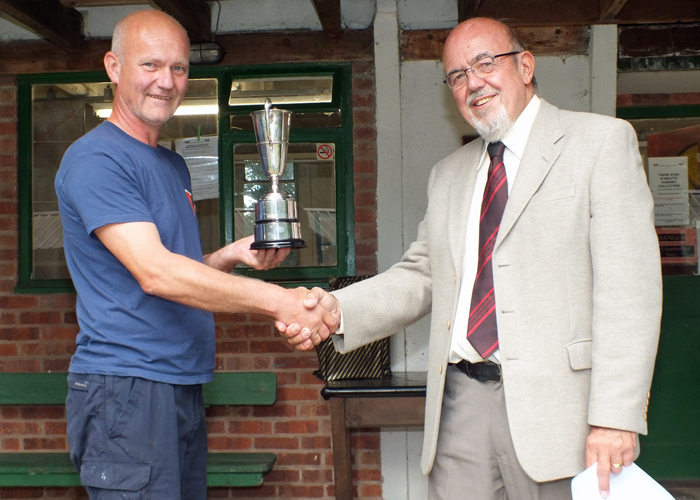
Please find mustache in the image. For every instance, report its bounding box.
[466,88,499,107]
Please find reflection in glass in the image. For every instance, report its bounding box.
[229,76,333,106]
[30,78,219,280]
[233,142,337,267]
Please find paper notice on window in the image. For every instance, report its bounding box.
[648,157,689,226]
[174,136,219,201]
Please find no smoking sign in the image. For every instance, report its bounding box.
[316,143,335,161]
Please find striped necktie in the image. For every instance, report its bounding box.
[466,141,507,358]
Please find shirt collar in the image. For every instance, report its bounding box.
[501,94,540,160]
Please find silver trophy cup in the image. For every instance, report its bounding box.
[249,98,306,250]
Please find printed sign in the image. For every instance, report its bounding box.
[317,143,334,161]
[656,227,697,265]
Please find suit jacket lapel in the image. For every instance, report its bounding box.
[496,100,564,250]
[448,142,483,276]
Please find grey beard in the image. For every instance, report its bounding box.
[471,103,513,143]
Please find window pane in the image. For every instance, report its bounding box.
[32,82,111,280]
[233,142,337,267]
[228,76,333,106]
[30,78,220,281]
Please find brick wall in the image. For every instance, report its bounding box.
[0,59,380,499]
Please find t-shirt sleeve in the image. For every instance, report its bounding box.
[58,151,155,235]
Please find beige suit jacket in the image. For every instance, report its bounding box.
[332,99,662,482]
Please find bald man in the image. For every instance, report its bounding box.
[56,10,334,499]
[283,17,661,500]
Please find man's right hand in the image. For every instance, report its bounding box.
[276,287,341,351]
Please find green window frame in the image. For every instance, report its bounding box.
[15,63,355,293]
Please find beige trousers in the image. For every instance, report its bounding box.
[428,365,573,500]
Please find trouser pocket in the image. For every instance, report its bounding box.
[80,459,151,499]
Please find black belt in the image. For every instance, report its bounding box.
[452,360,502,383]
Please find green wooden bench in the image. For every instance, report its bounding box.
[0,372,277,488]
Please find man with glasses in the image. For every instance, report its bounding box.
[281,17,661,500]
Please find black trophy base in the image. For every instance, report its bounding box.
[250,238,307,250]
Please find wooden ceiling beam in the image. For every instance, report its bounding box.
[310,0,342,38]
[600,0,631,21]
[148,0,211,43]
[401,26,590,61]
[0,0,84,53]
[0,29,374,74]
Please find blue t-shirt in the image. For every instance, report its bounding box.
[55,122,215,385]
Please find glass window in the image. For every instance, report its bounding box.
[619,105,700,276]
[233,142,337,268]
[18,75,219,291]
[17,65,354,292]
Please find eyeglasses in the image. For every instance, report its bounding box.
[444,51,522,90]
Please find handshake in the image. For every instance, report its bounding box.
[273,287,341,351]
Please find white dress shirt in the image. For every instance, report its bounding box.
[448,95,541,364]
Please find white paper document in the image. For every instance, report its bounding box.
[174,136,219,201]
[571,463,674,500]
[648,156,689,226]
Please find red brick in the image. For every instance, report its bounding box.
[277,387,322,402]
[298,403,331,418]
[272,355,319,370]
[249,340,295,354]
[0,359,40,372]
[276,452,323,466]
[353,93,375,108]
[41,326,79,340]
[355,126,377,140]
[354,173,377,191]
[301,436,331,449]
[354,191,377,207]
[353,109,375,125]
[43,359,71,372]
[352,61,374,74]
[23,438,66,450]
[254,436,299,449]
[252,404,298,419]
[1,408,19,419]
[216,341,248,353]
[0,121,16,136]
[359,484,383,497]
[274,420,319,434]
[277,485,324,497]
[20,407,64,420]
[352,432,381,449]
[354,468,382,481]
[0,296,39,309]
[353,159,376,175]
[229,420,272,434]
[64,311,78,324]
[0,343,17,356]
[355,223,378,242]
[45,421,67,435]
[0,422,41,435]
[207,436,252,450]
[352,77,374,91]
[1,438,20,451]
[19,342,65,356]
[19,311,62,324]
[38,294,76,309]
[0,105,17,119]
[301,468,334,482]
[354,208,377,224]
[265,468,300,482]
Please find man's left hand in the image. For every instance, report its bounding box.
[206,235,290,272]
[585,426,636,498]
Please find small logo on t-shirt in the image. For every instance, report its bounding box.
[185,189,195,215]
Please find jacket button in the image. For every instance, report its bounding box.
[439,365,443,374]
[447,322,451,330]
